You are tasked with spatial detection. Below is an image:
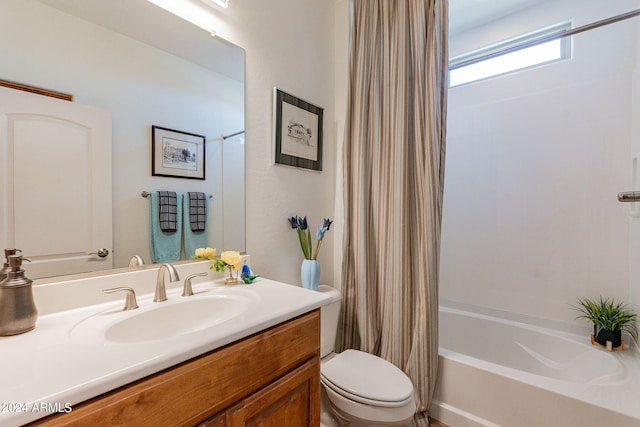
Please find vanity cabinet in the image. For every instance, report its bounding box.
[31,310,320,427]
[201,358,318,426]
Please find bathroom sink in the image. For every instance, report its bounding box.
[104,296,248,343]
[70,287,259,344]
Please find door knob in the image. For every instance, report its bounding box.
[89,248,110,258]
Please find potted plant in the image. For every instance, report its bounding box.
[572,297,638,349]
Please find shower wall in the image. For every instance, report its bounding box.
[631,9,640,311]
[441,0,640,324]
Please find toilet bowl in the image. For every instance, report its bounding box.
[318,285,416,426]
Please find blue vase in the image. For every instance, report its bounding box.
[301,259,320,291]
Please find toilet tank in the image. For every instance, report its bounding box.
[318,285,342,358]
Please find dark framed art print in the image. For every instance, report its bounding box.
[273,88,324,171]
[152,125,205,180]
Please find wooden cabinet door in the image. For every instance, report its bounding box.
[199,412,226,427]
[227,358,320,427]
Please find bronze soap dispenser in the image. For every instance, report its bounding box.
[0,248,20,282]
[0,254,37,336]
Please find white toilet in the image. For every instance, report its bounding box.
[318,285,416,427]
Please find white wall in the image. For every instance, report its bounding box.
[0,0,244,268]
[333,0,351,290]
[218,0,337,286]
[630,9,640,312]
[442,0,640,324]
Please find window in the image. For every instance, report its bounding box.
[449,22,571,87]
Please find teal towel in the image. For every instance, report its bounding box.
[150,192,183,263]
[183,193,210,258]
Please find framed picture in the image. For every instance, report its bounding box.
[152,125,205,180]
[273,88,324,171]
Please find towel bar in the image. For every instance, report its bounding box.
[141,191,212,199]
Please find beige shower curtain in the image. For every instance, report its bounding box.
[340,0,448,425]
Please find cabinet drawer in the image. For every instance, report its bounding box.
[31,310,320,427]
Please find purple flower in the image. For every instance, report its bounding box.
[299,216,308,230]
[287,215,332,260]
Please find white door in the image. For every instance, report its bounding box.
[0,86,112,278]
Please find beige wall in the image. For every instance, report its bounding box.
[220,0,340,286]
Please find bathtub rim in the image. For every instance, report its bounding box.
[437,301,640,422]
[440,298,640,350]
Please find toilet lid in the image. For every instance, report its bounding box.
[321,350,414,404]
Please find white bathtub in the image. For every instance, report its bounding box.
[431,303,640,427]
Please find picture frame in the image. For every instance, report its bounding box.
[273,88,324,171]
[152,125,205,180]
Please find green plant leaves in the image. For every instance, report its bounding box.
[572,296,638,343]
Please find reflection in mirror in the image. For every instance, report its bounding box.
[0,0,245,279]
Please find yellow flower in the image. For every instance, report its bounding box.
[195,247,217,258]
[220,250,242,270]
[204,247,217,258]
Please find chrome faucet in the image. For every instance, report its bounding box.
[154,263,180,302]
[182,272,208,297]
[128,255,145,267]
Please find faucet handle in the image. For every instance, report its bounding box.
[103,287,139,311]
[182,272,208,297]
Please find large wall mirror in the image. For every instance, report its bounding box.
[0,0,245,278]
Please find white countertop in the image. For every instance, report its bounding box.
[0,276,330,426]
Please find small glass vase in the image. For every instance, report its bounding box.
[225,266,240,285]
